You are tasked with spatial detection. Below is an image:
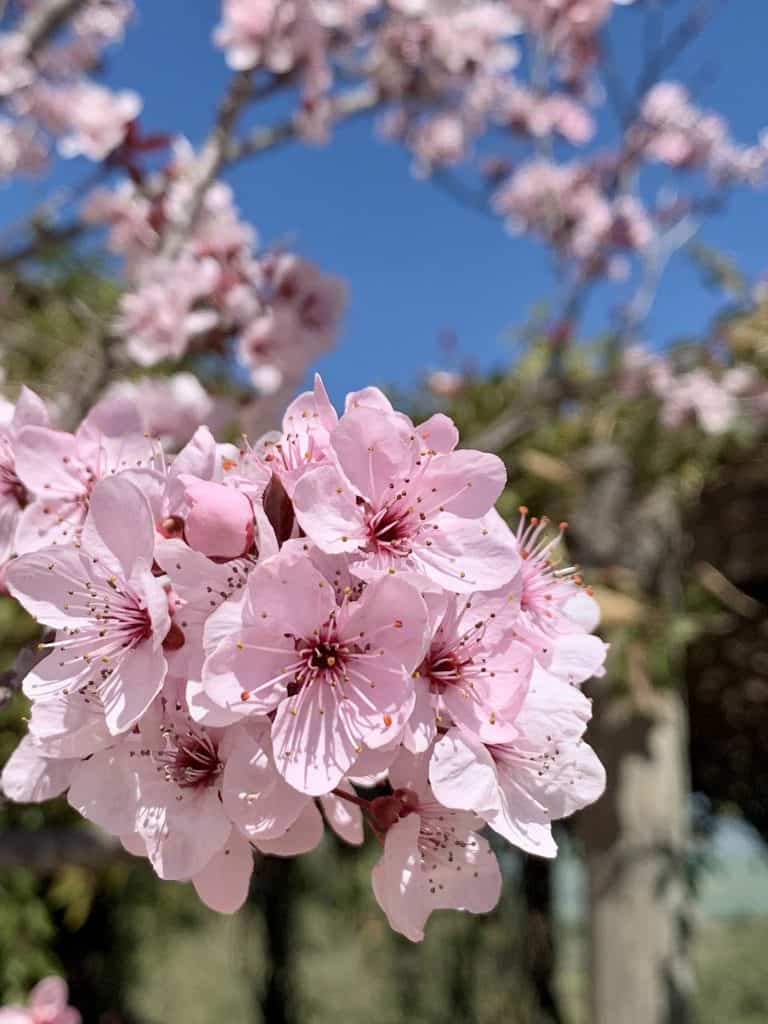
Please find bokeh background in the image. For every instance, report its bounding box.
[1,2,767,1023]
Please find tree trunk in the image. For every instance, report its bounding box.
[580,687,693,1024]
[521,856,563,1024]
[252,856,300,1024]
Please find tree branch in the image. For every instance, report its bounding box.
[159,69,255,260]
[16,0,87,59]
[225,84,380,164]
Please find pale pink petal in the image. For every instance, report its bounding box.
[28,976,68,1013]
[429,729,501,818]
[14,498,86,552]
[412,509,521,592]
[171,425,217,479]
[417,450,506,518]
[331,408,414,502]
[319,782,364,845]
[5,547,99,630]
[546,632,608,684]
[139,785,231,880]
[421,830,501,917]
[81,476,155,579]
[371,813,429,942]
[12,386,49,430]
[67,749,138,835]
[185,679,245,726]
[14,427,85,498]
[271,684,364,796]
[254,801,324,855]
[100,641,167,734]
[221,725,309,839]
[28,692,112,758]
[343,386,394,414]
[0,499,21,563]
[414,413,458,453]
[1,736,74,802]
[292,464,366,555]
[192,829,253,913]
[242,552,337,643]
[341,575,429,687]
[562,590,602,632]
[403,679,437,754]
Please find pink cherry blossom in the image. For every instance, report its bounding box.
[371,748,501,941]
[430,667,606,856]
[82,690,298,883]
[28,81,141,161]
[0,378,608,933]
[242,373,338,496]
[404,590,533,752]
[12,398,158,553]
[203,548,429,794]
[501,509,607,682]
[0,976,81,1024]
[116,256,221,367]
[5,476,170,734]
[293,405,520,591]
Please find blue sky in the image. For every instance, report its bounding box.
[2,0,767,405]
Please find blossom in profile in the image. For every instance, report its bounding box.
[430,668,606,857]
[371,748,502,941]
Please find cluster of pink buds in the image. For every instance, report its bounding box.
[1,376,606,938]
[0,976,80,1024]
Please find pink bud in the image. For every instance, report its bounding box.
[180,478,254,559]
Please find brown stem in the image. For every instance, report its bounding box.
[330,786,370,810]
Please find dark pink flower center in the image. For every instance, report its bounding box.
[419,619,486,695]
[157,727,221,790]
[367,501,415,555]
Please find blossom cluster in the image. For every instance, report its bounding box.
[0,977,79,1024]
[635,82,768,185]
[493,158,653,274]
[619,344,768,435]
[1,377,606,938]
[0,0,137,179]
[83,143,346,394]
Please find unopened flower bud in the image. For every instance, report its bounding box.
[180,478,254,559]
